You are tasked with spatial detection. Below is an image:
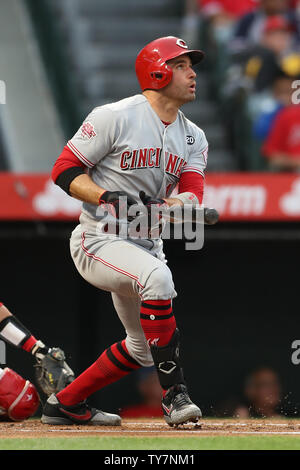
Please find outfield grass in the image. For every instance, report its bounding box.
[1,436,300,450]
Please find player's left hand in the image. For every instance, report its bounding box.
[139,191,167,207]
[34,347,75,396]
[99,190,138,220]
[139,191,168,237]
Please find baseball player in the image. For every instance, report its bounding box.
[0,301,74,399]
[43,36,208,427]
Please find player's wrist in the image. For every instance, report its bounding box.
[171,192,199,206]
[164,197,184,207]
[98,189,108,204]
[31,340,49,358]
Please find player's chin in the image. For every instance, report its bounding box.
[184,92,196,103]
[178,91,196,106]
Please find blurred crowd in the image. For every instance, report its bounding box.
[120,365,298,418]
[214,366,296,418]
[181,0,300,171]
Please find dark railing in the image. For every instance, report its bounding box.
[24,0,82,139]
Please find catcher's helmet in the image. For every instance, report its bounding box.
[135,36,204,91]
[0,368,40,421]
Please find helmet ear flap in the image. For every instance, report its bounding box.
[147,61,173,90]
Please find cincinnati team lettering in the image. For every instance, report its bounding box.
[120,148,186,178]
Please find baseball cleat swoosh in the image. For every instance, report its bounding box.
[162,403,173,416]
[58,408,92,421]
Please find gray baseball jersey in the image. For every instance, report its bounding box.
[67,94,208,223]
[67,94,208,365]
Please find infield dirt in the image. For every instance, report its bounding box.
[1,418,300,439]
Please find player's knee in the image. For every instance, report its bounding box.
[0,368,40,421]
[144,265,175,299]
[125,336,153,368]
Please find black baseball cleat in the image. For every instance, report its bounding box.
[41,394,121,426]
[162,384,202,426]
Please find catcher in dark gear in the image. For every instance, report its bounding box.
[0,301,74,398]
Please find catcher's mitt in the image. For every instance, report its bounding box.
[34,346,75,396]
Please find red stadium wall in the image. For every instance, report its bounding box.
[0,172,300,221]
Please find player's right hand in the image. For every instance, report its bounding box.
[99,191,138,220]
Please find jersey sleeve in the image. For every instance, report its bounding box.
[67,107,117,168]
[181,128,208,178]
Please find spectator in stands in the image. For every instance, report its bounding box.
[182,0,258,45]
[234,367,283,418]
[225,14,300,96]
[120,366,163,418]
[200,0,258,42]
[221,12,300,169]
[253,71,296,140]
[262,103,300,170]
[215,367,290,418]
[231,0,300,52]
[262,13,296,54]
[200,0,258,22]
[222,12,299,136]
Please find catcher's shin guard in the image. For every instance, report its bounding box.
[0,368,40,421]
[150,328,185,390]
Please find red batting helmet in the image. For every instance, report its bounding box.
[135,36,205,91]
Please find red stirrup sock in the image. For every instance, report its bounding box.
[140,299,176,347]
[57,340,141,406]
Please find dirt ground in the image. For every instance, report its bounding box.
[1,418,300,438]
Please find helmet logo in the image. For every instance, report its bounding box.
[176,38,188,49]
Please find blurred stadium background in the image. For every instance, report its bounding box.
[1,0,300,418]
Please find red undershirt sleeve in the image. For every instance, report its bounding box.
[178,171,204,205]
[52,145,87,194]
[52,145,86,182]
